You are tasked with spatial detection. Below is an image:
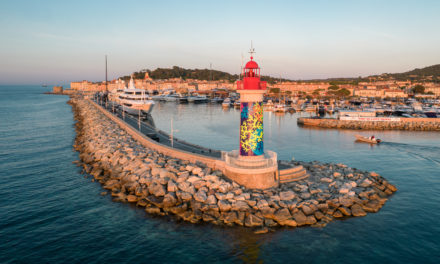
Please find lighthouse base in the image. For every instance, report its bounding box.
[222,150,278,189]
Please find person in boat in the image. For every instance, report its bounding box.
[369,135,375,140]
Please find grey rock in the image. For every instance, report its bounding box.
[231,201,249,211]
[179,191,193,201]
[194,190,207,203]
[206,194,217,205]
[302,205,316,215]
[149,183,166,197]
[218,200,232,212]
[351,204,367,217]
[245,214,263,227]
[167,180,178,192]
[273,208,291,223]
[257,199,269,209]
[178,182,195,194]
[292,211,308,226]
[163,193,177,207]
[279,191,295,200]
[300,192,311,199]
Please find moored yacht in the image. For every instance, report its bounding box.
[119,77,155,116]
[274,103,288,113]
[187,94,208,104]
[222,98,231,108]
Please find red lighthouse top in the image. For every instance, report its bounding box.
[237,49,267,90]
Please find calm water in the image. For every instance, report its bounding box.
[1,86,439,263]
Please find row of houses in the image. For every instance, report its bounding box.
[71,72,236,93]
[70,72,440,98]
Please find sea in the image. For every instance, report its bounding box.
[1,85,439,263]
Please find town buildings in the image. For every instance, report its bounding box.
[70,72,440,98]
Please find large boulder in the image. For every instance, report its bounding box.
[126,194,138,203]
[194,190,207,203]
[301,205,316,215]
[362,200,381,213]
[167,180,178,192]
[292,211,308,226]
[261,207,276,219]
[231,201,250,212]
[273,208,291,223]
[163,193,177,207]
[245,214,264,227]
[206,195,217,205]
[178,182,195,194]
[351,204,367,217]
[223,212,238,225]
[339,197,354,207]
[257,199,269,209]
[149,183,166,197]
[279,191,296,201]
[218,200,231,212]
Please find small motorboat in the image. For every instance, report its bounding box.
[355,135,381,144]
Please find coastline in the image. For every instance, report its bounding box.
[69,96,397,232]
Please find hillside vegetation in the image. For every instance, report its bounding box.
[120,64,440,83]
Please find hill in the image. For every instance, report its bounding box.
[387,64,440,81]
[120,64,440,84]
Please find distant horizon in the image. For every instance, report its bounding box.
[0,62,438,87]
[1,0,440,85]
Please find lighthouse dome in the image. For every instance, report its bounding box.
[245,60,259,69]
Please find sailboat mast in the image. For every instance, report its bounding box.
[105,55,108,92]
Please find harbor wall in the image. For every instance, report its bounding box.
[297,117,440,131]
[89,99,226,171]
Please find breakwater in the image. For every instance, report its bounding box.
[298,117,440,130]
[69,97,396,232]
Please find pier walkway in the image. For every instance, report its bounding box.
[93,100,222,159]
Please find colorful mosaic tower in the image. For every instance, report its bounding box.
[237,52,267,157]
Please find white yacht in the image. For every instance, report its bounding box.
[263,100,274,111]
[187,94,208,104]
[119,77,155,116]
[274,103,288,113]
[222,98,231,108]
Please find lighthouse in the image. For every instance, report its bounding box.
[222,46,278,189]
[236,50,266,157]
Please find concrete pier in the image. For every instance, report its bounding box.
[298,117,440,131]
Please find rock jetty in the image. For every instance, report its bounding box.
[69,98,397,232]
[298,117,440,131]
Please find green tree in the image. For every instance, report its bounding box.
[328,85,339,90]
[269,88,280,94]
[412,85,425,94]
[312,89,323,96]
[337,88,351,97]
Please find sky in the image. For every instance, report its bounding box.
[0,0,439,85]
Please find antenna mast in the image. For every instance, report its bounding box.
[249,41,256,60]
[240,53,244,80]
